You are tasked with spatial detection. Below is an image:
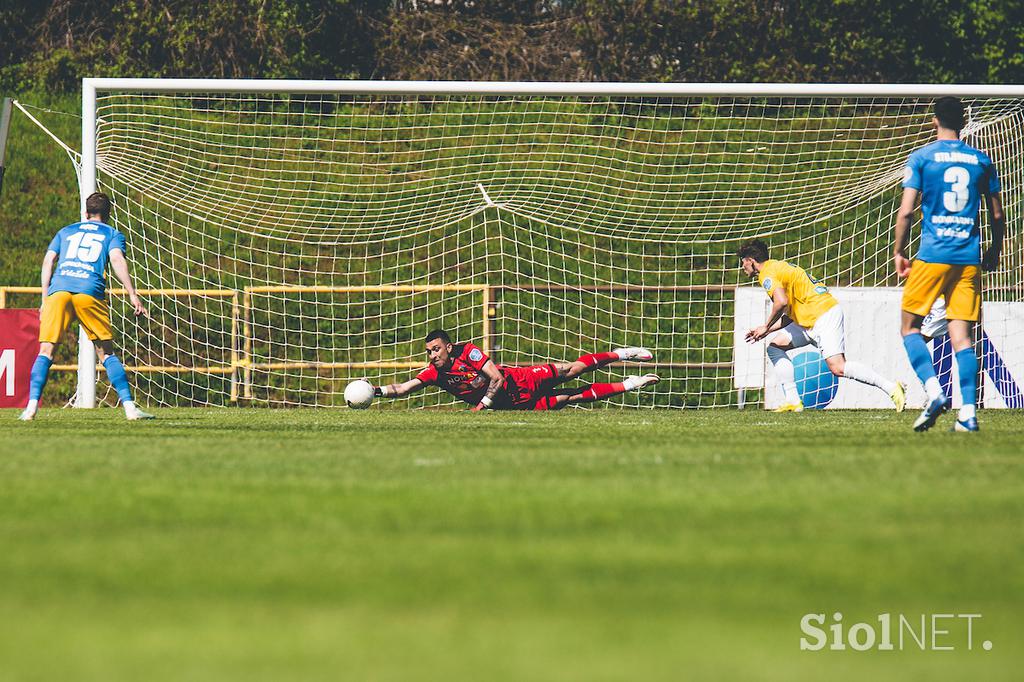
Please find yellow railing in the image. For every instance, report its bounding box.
[1,286,245,398]
[0,284,493,401]
[2,282,734,401]
[239,284,491,399]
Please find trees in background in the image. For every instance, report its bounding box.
[0,1,390,90]
[1,0,1021,91]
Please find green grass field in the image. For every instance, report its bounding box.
[1,407,1022,681]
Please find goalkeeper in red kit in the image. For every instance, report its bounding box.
[373,329,660,411]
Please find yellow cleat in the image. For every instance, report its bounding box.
[773,401,804,413]
[890,381,907,413]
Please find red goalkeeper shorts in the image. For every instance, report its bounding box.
[498,364,560,410]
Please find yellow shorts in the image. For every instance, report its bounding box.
[39,291,114,343]
[902,261,981,322]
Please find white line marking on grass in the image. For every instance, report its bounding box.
[616,455,665,465]
[414,458,451,467]
[450,421,555,428]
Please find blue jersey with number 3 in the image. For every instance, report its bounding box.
[47,221,127,300]
[903,139,1000,265]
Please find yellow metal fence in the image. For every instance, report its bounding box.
[2,283,733,402]
[1,284,493,402]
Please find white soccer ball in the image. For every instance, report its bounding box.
[344,379,375,410]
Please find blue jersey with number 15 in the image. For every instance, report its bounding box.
[903,139,1000,265]
[47,221,127,300]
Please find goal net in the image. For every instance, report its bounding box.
[78,81,1023,408]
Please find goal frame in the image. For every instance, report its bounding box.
[76,78,1024,407]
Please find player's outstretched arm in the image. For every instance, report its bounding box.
[108,248,148,317]
[38,250,57,316]
[982,192,1005,272]
[375,378,425,399]
[747,289,789,342]
[893,187,919,277]
[471,360,505,412]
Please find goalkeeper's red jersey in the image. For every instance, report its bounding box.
[416,342,494,405]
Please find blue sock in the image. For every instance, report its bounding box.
[29,355,53,401]
[956,348,978,409]
[103,355,134,403]
[902,333,937,385]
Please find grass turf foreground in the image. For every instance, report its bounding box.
[0,408,1022,681]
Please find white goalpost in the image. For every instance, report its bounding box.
[75,79,1024,409]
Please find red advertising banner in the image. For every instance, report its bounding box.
[0,309,40,408]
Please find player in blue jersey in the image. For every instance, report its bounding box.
[19,193,154,421]
[894,97,1005,432]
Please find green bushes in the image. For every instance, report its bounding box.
[2,1,1021,93]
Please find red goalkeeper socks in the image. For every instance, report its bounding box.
[576,351,619,369]
[579,382,626,402]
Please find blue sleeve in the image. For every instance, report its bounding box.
[47,232,61,255]
[902,152,923,191]
[985,160,1001,195]
[110,229,127,254]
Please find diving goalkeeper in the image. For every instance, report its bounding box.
[373,329,659,411]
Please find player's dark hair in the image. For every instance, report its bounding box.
[85,192,111,221]
[934,97,965,132]
[425,329,451,345]
[736,239,769,263]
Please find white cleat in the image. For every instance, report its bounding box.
[614,347,654,362]
[913,395,949,432]
[126,407,156,421]
[18,408,37,421]
[624,373,660,390]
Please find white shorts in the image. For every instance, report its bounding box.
[775,305,845,359]
[921,296,948,339]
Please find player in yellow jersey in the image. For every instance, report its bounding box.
[737,239,906,412]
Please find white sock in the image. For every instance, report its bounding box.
[959,404,976,420]
[924,377,943,401]
[25,399,38,412]
[843,360,896,394]
[123,400,137,413]
[766,345,800,403]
